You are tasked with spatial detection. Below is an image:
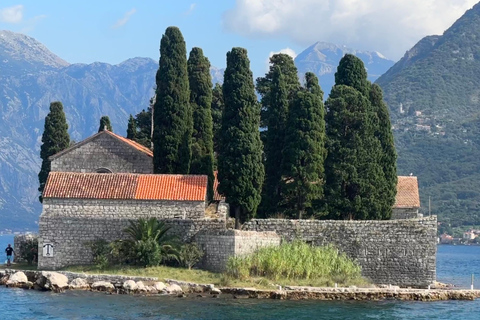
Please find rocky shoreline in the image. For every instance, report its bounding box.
[1,269,479,301]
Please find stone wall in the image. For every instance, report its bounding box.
[195,230,281,272]
[243,217,437,288]
[50,133,152,174]
[38,217,225,270]
[13,233,38,263]
[392,208,421,219]
[42,198,206,220]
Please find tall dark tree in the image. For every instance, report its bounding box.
[256,53,300,129]
[334,54,370,97]
[98,116,112,132]
[281,73,326,219]
[211,83,224,155]
[38,101,70,202]
[188,47,214,201]
[127,114,136,140]
[153,26,192,174]
[218,47,264,228]
[370,84,397,219]
[133,108,152,148]
[259,66,289,217]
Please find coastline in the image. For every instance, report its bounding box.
[1,268,479,302]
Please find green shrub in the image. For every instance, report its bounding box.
[225,240,362,284]
[179,243,204,269]
[19,238,38,265]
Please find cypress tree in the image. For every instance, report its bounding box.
[127,114,136,140]
[334,54,370,97]
[211,83,224,155]
[281,72,326,219]
[370,84,397,219]
[98,116,112,132]
[188,47,214,202]
[134,108,152,148]
[218,47,264,228]
[259,66,289,217]
[38,101,70,202]
[153,26,192,174]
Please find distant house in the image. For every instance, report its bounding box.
[440,233,453,244]
[463,231,477,240]
[392,176,421,219]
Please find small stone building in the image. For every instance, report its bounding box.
[392,176,421,219]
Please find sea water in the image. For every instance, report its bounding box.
[0,234,479,320]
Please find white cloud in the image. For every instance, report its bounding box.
[265,47,297,71]
[223,0,478,60]
[0,5,24,23]
[185,3,197,15]
[112,8,136,29]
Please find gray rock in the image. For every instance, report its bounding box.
[69,278,89,290]
[122,280,137,291]
[91,281,115,292]
[165,283,183,294]
[6,272,28,286]
[154,282,167,292]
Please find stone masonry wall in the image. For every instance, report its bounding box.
[38,216,225,270]
[195,230,281,272]
[50,133,152,173]
[13,233,38,263]
[42,198,206,220]
[392,208,421,220]
[243,217,437,288]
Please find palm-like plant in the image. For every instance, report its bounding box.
[124,218,180,267]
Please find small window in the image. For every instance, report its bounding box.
[96,168,112,173]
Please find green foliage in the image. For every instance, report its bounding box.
[19,238,38,265]
[88,239,111,269]
[225,240,362,284]
[179,242,204,270]
[334,54,370,96]
[218,47,264,227]
[153,26,192,174]
[188,47,215,201]
[126,114,136,140]
[211,83,224,156]
[38,101,70,202]
[132,108,152,148]
[123,218,180,267]
[281,72,326,219]
[98,116,113,132]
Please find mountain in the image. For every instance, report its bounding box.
[376,3,480,227]
[294,42,395,94]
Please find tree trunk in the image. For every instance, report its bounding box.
[235,206,241,229]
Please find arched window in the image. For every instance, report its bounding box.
[96,168,112,173]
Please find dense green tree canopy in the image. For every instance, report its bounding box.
[282,72,326,219]
[188,47,214,201]
[126,114,136,140]
[38,101,70,202]
[211,83,224,155]
[334,54,370,97]
[153,26,192,174]
[98,116,112,132]
[218,47,264,228]
[133,107,152,148]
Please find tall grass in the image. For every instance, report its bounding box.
[226,240,362,284]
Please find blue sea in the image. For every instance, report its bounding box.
[1,234,479,320]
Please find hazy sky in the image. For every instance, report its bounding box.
[0,0,477,76]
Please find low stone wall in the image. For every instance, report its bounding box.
[195,229,281,272]
[38,217,225,270]
[392,208,421,219]
[42,198,206,220]
[13,233,38,263]
[243,217,437,288]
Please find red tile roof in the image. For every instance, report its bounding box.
[43,172,207,201]
[49,130,152,160]
[213,171,225,201]
[394,176,420,208]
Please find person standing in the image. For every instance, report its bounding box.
[5,244,14,266]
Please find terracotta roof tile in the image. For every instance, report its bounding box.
[104,130,153,157]
[394,176,420,208]
[43,172,207,201]
[213,171,225,201]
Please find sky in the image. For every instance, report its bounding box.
[0,0,478,77]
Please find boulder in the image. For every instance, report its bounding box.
[6,272,28,287]
[35,272,69,292]
[154,282,167,292]
[210,288,222,295]
[135,281,146,292]
[123,280,137,291]
[165,283,183,294]
[69,278,90,290]
[145,286,157,293]
[0,275,9,285]
[91,281,115,292]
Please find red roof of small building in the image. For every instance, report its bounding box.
[394,176,421,208]
[49,130,152,160]
[43,172,207,201]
